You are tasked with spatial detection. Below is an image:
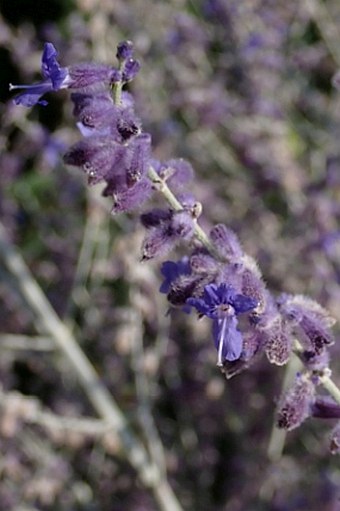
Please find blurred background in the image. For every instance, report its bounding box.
[1,0,340,509]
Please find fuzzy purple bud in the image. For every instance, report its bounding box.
[255,295,292,366]
[155,158,195,190]
[116,40,134,61]
[141,227,178,261]
[241,266,267,314]
[190,252,219,276]
[141,210,195,261]
[68,63,120,92]
[300,349,330,371]
[279,295,335,355]
[122,58,141,82]
[210,224,244,260]
[71,92,118,137]
[109,178,152,214]
[262,314,292,366]
[63,136,126,185]
[277,374,316,430]
[125,133,151,186]
[141,209,173,229]
[117,110,141,140]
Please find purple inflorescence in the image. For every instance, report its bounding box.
[10,39,339,443]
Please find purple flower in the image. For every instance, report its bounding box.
[9,42,70,106]
[188,283,258,364]
[159,258,191,294]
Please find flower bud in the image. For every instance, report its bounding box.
[277,374,316,430]
[116,40,134,61]
[210,224,243,260]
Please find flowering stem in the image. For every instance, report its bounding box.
[147,166,340,411]
[147,165,222,259]
[148,162,340,411]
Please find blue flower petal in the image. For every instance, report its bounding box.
[159,257,190,294]
[213,316,243,364]
[231,293,258,314]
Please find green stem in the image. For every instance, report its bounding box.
[319,372,340,406]
[113,80,123,106]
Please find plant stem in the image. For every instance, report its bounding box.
[319,371,340,406]
[0,222,183,511]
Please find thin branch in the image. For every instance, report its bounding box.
[0,334,55,351]
[0,387,112,437]
[129,304,167,477]
[0,222,183,511]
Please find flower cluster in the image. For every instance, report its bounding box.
[10,41,340,449]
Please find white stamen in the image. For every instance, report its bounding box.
[217,317,227,367]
